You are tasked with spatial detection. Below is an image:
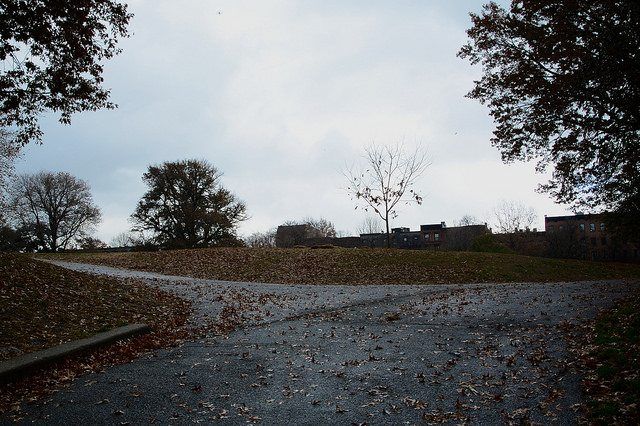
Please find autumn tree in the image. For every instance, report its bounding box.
[345,143,429,247]
[1,0,132,147]
[459,1,640,237]
[8,171,102,251]
[492,200,537,233]
[131,159,247,249]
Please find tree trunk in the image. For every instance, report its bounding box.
[385,214,390,248]
[50,224,58,252]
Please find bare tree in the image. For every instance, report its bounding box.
[8,171,101,251]
[110,231,149,248]
[455,214,481,227]
[357,216,383,235]
[282,217,337,238]
[111,232,134,248]
[492,200,537,233]
[304,218,336,238]
[345,143,430,247]
[245,228,277,248]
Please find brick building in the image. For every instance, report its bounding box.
[545,214,639,261]
[360,224,444,249]
[359,222,488,250]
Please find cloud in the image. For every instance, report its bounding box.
[14,0,570,242]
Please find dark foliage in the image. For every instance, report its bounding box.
[459,1,640,236]
[132,159,247,249]
[0,224,31,251]
[77,235,107,250]
[471,233,511,254]
[568,293,640,422]
[0,0,132,146]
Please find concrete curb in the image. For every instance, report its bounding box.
[0,323,150,383]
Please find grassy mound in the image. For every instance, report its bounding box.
[43,247,640,285]
[582,295,640,422]
[0,252,190,361]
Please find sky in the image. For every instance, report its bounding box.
[15,0,573,244]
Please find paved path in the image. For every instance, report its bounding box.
[9,261,639,424]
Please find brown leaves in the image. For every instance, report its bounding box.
[0,252,192,415]
[41,247,640,287]
[565,291,640,423]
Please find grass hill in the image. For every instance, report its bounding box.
[0,252,189,362]
[44,247,640,285]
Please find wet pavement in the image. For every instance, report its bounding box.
[8,261,638,424]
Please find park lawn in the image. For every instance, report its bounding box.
[0,252,190,362]
[568,293,640,423]
[42,247,640,285]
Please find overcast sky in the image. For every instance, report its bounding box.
[16,0,572,243]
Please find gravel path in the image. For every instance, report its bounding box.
[9,261,638,424]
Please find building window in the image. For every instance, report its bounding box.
[403,237,407,242]
[579,223,585,231]
[424,234,430,241]
[434,233,440,241]
[559,225,564,230]
[590,223,595,232]
[600,223,605,231]
[548,225,554,232]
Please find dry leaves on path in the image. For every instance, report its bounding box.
[0,253,192,416]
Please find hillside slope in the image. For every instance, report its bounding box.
[44,248,640,285]
[0,253,189,361]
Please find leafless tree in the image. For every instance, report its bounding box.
[245,228,277,248]
[110,230,150,248]
[111,232,134,248]
[455,214,481,227]
[492,200,537,233]
[357,216,383,235]
[345,143,430,247]
[8,171,101,251]
[282,217,337,238]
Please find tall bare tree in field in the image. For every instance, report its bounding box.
[8,171,101,251]
[345,143,430,247]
